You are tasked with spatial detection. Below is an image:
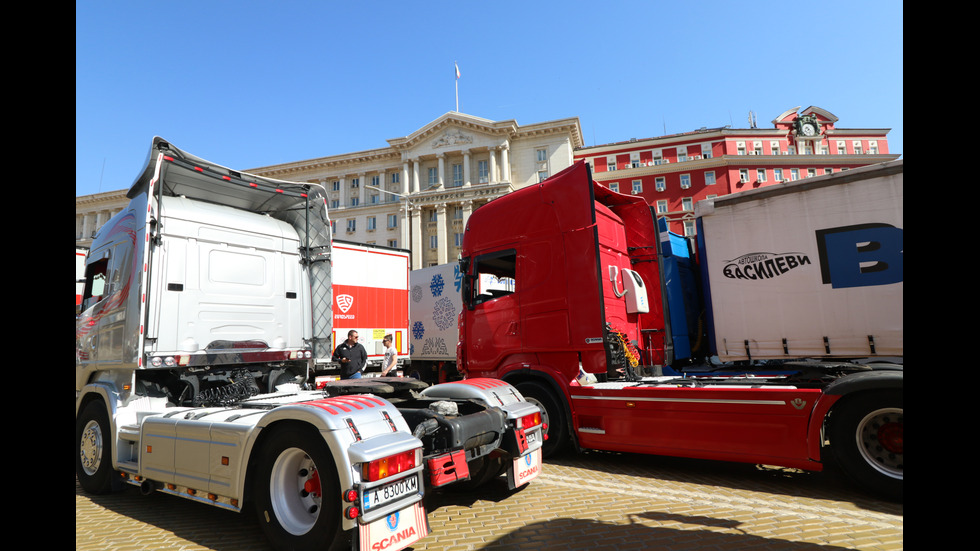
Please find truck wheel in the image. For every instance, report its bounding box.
[254,426,347,551]
[76,401,114,494]
[516,381,568,458]
[829,390,903,501]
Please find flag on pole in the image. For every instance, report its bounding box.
[455,62,460,80]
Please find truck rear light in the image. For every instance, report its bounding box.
[518,412,541,429]
[361,449,420,482]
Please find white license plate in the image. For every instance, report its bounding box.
[362,475,419,511]
[525,428,539,445]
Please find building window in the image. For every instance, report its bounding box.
[770,141,781,156]
[790,169,800,181]
[454,233,464,247]
[391,172,400,184]
[367,216,377,230]
[452,164,463,187]
[330,199,340,208]
[739,169,749,183]
[684,220,695,236]
[853,141,863,155]
[429,235,437,249]
[388,239,398,248]
[350,197,359,207]
[536,149,548,162]
[538,171,548,182]
[808,168,817,178]
[346,219,356,232]
[653,151,664,165]
[774,168,783,182]
[824,168,834,175]
[609,182,619,192]
[837,141,847,155]
[869,141,879,154]
[351,178,360,189]
[701,144,712,159]
[428,209,437,222]
[371,175,380,187]
[632,180,643,194]
[804,143,814,155]
[370,194,379,204]
[756,169,766,183]
[478,160,489,183]
[680,174,691,189]
[820,144,829,155]
[656,200,668,214]
[682,197,693,211]
[630,152,641,168]
[736,142,746,155]
[607,161,616,171]
[677,149,688,162]
[753,141,763,156]
[705,171,716,186]
[387,214,398,228]
[428,167,438,186]
[332,181,340,191]
[655,177,666,192]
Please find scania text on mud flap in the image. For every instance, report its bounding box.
[75,138,542,551]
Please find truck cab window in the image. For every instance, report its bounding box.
[81,257,109,311]
[468,250,516,306]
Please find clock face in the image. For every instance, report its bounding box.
[802,123,816,136]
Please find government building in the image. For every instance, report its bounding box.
[76,107,898,264]
[248,112,583,269]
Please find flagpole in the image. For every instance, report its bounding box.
[454,62,459,112]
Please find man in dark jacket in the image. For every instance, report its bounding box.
[333,330,367,379]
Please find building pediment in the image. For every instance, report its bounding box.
[387,112,517,156]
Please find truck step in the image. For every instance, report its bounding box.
[119,424,141,442]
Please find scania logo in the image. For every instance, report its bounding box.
[723,252,811,281]
[385,512,399,531]
[337,294,354,313]
[790,398,807,410]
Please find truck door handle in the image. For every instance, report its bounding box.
[506,321,519,336]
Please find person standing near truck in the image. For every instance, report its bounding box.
[380,334,397,376]
[333,330,367,379]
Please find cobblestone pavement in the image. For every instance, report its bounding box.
[76,450,903,551]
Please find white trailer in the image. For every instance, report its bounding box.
[75,138,543,551]
[409,263,513,382]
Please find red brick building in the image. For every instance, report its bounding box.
[573,106,900,235]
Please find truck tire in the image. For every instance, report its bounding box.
[76,401,115,494]
[254,426,347,551]
[515,381,568,458]
[829,390,903,501]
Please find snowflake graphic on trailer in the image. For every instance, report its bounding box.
[433,297,456,330]
[430,274,445,296]
[412,321,425,340]
[411,285,423,303]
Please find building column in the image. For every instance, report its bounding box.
[436,202,448,265]
[401,161,410,196]
[410,205,422,270]
[500,143,510,182]
[437,154,446,190]
[463,151,471,187]
[412,159,420,193]
[357,173,366,205]
[489,148,498,184]
[461,200,474,231]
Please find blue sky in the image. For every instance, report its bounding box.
[76,1,903,197]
